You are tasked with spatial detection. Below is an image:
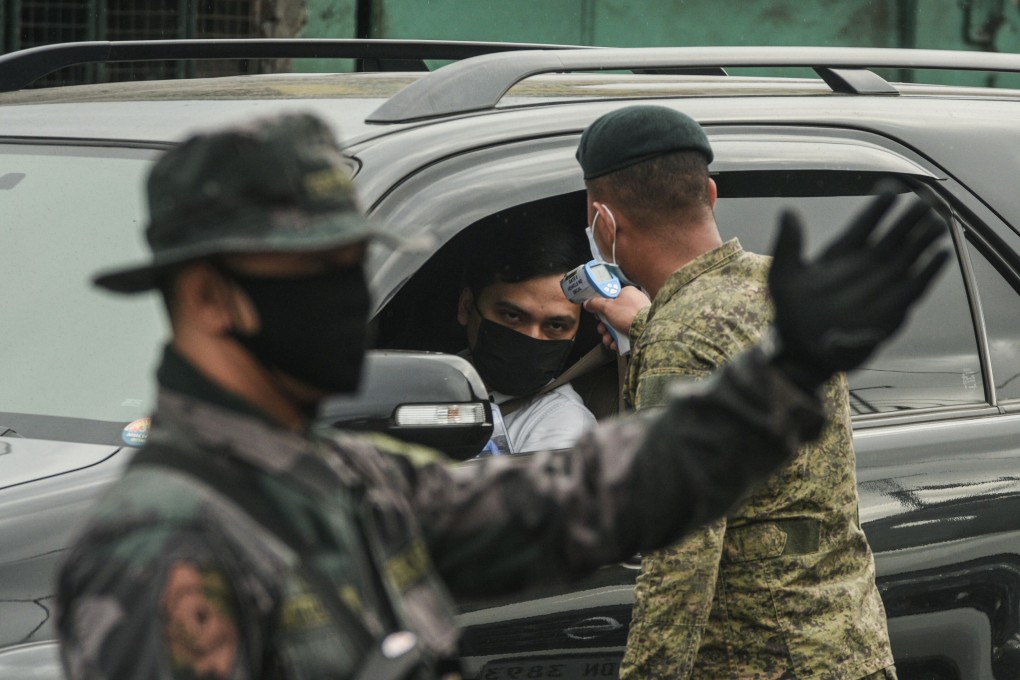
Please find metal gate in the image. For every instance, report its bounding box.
[2,0,264,85]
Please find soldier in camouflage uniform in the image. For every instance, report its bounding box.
[580,105,921,679]
[57,111,946,680]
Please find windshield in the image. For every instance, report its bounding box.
[1,144,166,442]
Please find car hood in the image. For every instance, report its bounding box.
[0,439,128,651]
[0,437,121,490]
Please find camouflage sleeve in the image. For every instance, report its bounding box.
[58,526,254,680]
[408,346,825,596]
[631,327,729,409]
[628,305,651,345]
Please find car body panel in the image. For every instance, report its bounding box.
[0,449,129,647]
[447,409,1020,676]
[0,641,64,679]
[0,98,400,148]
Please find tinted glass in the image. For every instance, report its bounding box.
[0,145,164,438]
[965,237,1020,402]
[714,172,984,414]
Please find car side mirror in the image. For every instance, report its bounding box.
[317,351,493,461]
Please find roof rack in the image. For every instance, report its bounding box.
[0,39,591,93]
[366,45,1020,123]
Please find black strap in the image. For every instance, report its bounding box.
[133,445,380,669]
[501,344,615,416]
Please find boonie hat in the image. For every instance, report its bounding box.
[576,105,714,180]
[94,112,395,293]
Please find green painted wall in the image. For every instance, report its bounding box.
[912,1,1020,86]
[373,0,591,44]
[293,0,358,72]
[589,1,901,48]
[299,0,1020,87]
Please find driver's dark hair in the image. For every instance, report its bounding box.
[464,219,588,297]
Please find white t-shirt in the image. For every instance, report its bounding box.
[493,383,597,453]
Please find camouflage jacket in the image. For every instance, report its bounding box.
[620,240,894,680]
[57,344,826,680]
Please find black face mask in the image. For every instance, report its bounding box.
[471,318,573,396]
[222,264,371,395]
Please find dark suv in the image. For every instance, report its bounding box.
[3,41,1020,680]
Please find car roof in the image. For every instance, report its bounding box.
[365,45,1020,122]
[0,73,421,146]
[2,72,1019,151]
[4,42,1020,225]
[4,43,1020,148]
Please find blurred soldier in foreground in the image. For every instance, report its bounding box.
[580,105,928,679]
[57,111,946,680]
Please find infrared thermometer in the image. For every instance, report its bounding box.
[561,261,631,355]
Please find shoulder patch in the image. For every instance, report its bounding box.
[162,561,239,679]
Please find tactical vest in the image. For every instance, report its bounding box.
[137,406,461,680]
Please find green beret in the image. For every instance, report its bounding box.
[576,105,714,180]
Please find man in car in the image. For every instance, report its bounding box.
[457,221,596,454]
[56,111,945,680]
[580,105,912,679]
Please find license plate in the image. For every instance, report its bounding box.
[477,655,621,680]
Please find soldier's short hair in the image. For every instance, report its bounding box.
[585,150,712,229]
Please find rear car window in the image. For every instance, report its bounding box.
[715,171,984,415]
[965,236,1020,403]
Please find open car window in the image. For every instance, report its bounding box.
[371,136,987,441]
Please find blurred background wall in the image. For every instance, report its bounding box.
[2,0,1019,87]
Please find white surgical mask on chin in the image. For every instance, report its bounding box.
[586,206,639,288]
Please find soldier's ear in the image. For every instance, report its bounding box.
[592,202,616,243]
[176,262,257,336]
[175,262,233,333]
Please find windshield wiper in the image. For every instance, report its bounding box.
[0,425,22,438]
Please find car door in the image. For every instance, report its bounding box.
[366,125,1020,680]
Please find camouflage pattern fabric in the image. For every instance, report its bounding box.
[620,239,895,680]
[57,340,827,680]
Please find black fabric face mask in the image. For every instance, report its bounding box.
[471,318,573,396]
[222,264,371,395]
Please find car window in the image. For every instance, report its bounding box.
[714,171,985,415]
[371,135,987,422]
[0,144,164,442]
[375,192,608,456]
[965,236,1020,403]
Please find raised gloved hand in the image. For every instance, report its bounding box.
[768,180,950,391]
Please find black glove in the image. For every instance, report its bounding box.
[768,180,951,391]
